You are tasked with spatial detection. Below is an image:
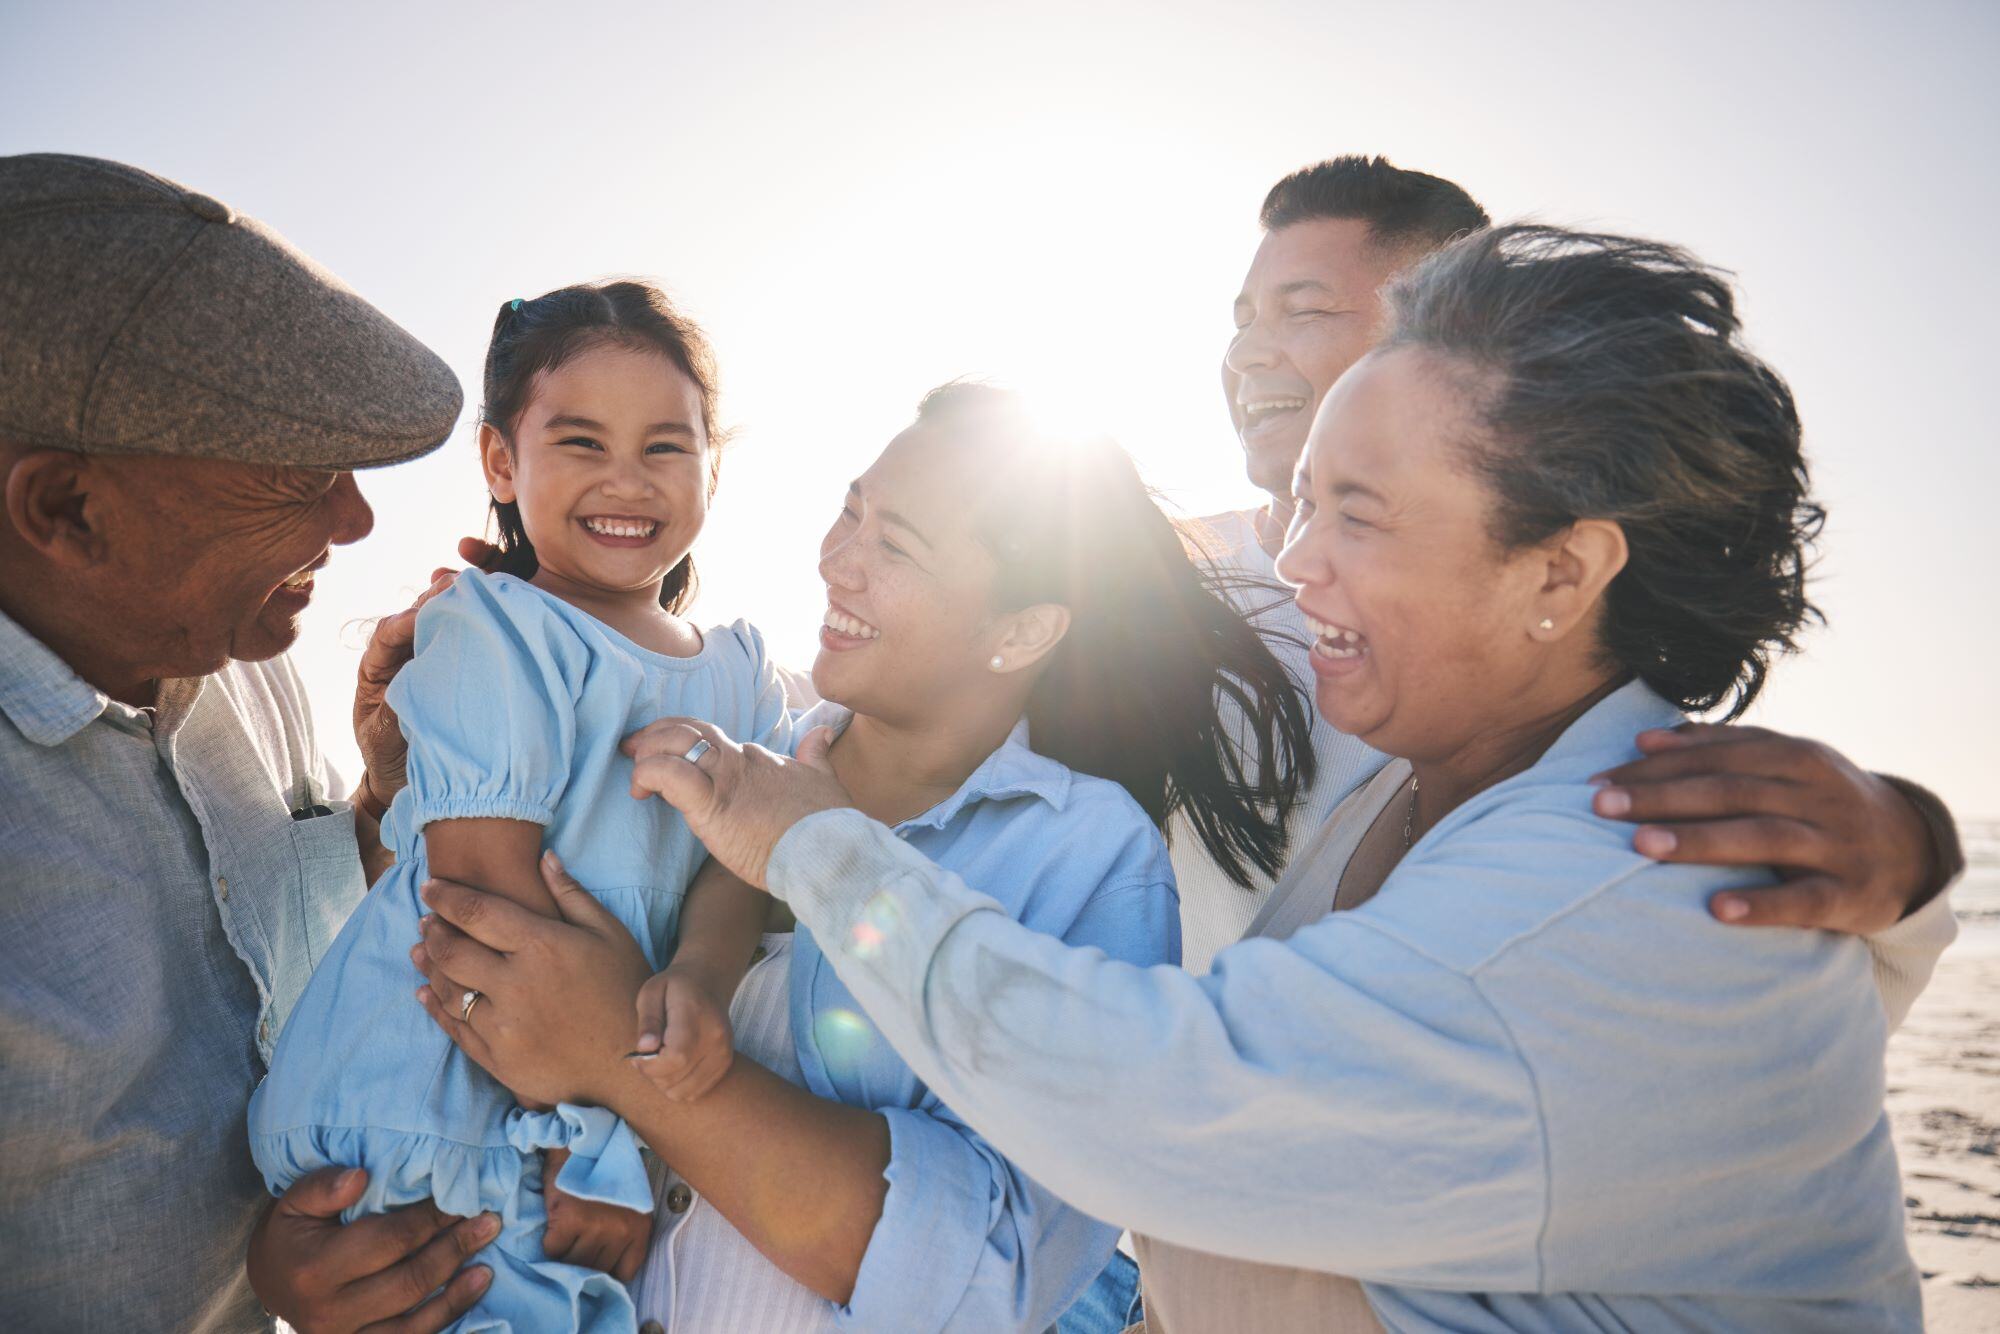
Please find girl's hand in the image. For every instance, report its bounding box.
[411,852,652,1111]
[541,1149,652,1283]
[632,966,736,1102]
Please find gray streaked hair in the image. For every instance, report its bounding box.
[1381,224,1823,719]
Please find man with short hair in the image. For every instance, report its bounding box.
[0,154,490,1333]
[1170,154,1960,972]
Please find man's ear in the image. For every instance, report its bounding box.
[3,448,108,569]
[988,603,1072,674]
[478,423,517,504]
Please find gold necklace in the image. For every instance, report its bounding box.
[1402,775,1422,848]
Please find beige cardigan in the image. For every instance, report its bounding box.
[1128,760,1411,1334]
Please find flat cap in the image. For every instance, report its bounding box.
[0,153,462,469]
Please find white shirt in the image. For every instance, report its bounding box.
[1169,508,1388,972]
[633,932,840,1334]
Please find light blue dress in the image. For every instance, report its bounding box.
[249,570,789,1333]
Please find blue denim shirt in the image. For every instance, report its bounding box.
[0,603,363,1333]
[787,703,1181,1332]
[769,682,1923,1331]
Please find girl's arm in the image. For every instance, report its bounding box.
[423,817,651,1279]
[423,819,560,918]
[630,859,769,1101]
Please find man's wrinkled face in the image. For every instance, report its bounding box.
[1222,217,1410,503]
[92,454,375,673]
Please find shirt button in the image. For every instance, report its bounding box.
[665,1183,693,1214]
[216,875,229,901]
[641,1321,666,1334]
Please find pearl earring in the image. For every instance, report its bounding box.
[1537,618,1555,632]
[989,655,1005,671]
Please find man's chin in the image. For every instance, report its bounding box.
[231,606,309,663]
[1243,433,1308,501]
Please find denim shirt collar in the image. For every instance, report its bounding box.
[0,602,113,746]
[792,700,1074,831]
[1534,677,1686,775]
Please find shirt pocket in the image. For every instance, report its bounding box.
[289,804,370,966]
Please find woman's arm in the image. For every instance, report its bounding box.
[613,1058,892,1303]
[411,856,1147,1325]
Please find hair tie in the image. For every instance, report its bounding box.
[509,298,524,312]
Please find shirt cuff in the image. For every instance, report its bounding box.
[835,1106,994,1332]
[1879,773,1966,916]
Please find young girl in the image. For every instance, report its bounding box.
[250,281,780,1332]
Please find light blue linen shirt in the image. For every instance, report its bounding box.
[766,681,1922,1330]
[782,702,1182,1333]
[249,571,789,1333]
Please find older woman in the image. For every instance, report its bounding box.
[424,226,1953,1330]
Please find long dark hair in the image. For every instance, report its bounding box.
[915,383,1317,888]
[1381,226,1823,719]
[479,279,724,614]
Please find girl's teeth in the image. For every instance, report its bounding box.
[282,570,312,589]
[584,518,658,538]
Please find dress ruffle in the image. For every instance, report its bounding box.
[250,1107,652,1333]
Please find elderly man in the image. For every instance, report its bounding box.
[1172,154,1962,970]
[0,155,489,1333]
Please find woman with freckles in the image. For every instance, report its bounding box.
[412,227,1954,1332]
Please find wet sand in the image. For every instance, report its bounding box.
[1890,824,2000,1328]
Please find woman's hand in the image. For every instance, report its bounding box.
[632,964,737,1102]
[410,851,652,1111]
[1591,723,1946,932]
[246,1166,498,1334]
[540,1150,652,1283]
[622,719,849,890]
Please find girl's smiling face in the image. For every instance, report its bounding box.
[480,340,711,598]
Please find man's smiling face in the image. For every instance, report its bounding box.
[1221,216,1412,506]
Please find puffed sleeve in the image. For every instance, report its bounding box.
[386,571,592,829]
[728,618,796,757]
[839,852,1181,1331]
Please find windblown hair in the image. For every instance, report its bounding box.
[479,279,724,614]
[1380,224,1824,719]
[913,384,1317,888]
[1260,154,1489,253]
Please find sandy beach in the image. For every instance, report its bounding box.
[1891,817,2000,1327]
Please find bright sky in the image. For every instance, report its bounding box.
[5,0,1996,815]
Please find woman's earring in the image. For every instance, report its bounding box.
[1537,618,1555,632]
[989,655,1005,671]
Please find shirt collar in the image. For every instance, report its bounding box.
[1535,677,1686,772]
[0,602,113,746]
[793,700,1074,832]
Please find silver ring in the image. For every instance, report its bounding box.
[682,738,712,765]
[460,989,483,1023]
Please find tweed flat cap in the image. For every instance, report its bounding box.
[0,153,462,469]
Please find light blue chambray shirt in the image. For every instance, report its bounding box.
[0,602,363,1333]
[766,681,1923,1331]
[778,701,1182,1333]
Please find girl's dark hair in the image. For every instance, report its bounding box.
[479,280,724,614]
[1380,224,1824,719]
[914,384,1317,889]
